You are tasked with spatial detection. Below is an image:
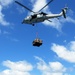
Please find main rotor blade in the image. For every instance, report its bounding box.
[38,0,53,12]
[15,1,35,13]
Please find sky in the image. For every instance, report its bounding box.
[0,0,75,75]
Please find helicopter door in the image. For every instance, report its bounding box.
[31,14,37,19]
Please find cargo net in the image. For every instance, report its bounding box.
[32,38,42,47]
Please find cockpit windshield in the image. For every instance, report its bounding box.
[25,16,31,20]
[26,16,30,19]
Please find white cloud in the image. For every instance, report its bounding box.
[49,62,66,72]
[0,58,70,75]
[35,56,67,75]
[0,0,13,26]
[0,5,9,26]
[0,60,33,75]
[51,41,75,63]
[31,0,75,31]
[6,36,19,42]
[66,17,75,24]
[0,0,13,6]
[43,19,62,31]
[31,0,48,12]
[0,29,11,35]
[3,31,10,35]
[11,38,19,42]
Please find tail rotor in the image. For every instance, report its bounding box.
[62,6,68,18]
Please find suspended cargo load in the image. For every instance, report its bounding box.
[32,38,43,47]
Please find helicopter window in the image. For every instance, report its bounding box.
[26,16,30,19]
[40,12,47,15]
[31,14,37,19]
[25,16,32,20]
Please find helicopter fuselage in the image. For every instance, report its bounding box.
[15,1,68,26]
[22,14,46,24]
[22,12,62,25]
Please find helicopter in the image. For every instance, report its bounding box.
[15,0,68,26]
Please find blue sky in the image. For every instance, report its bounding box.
[0,0,75,75]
